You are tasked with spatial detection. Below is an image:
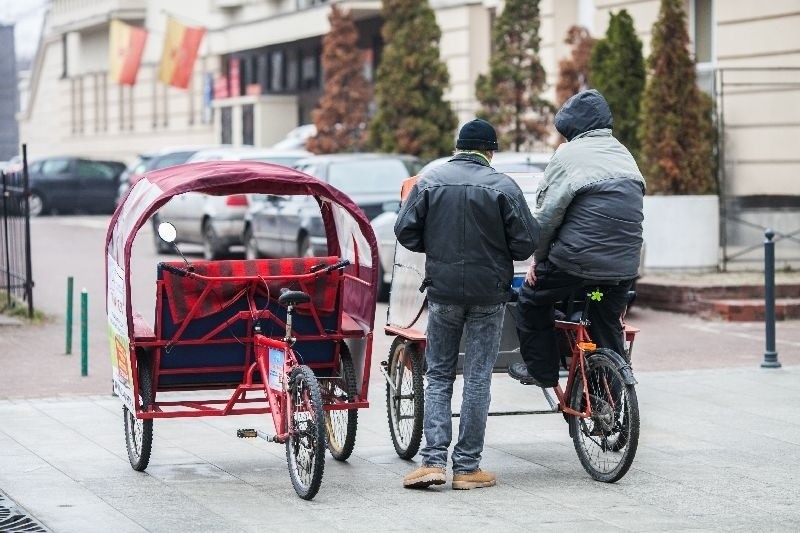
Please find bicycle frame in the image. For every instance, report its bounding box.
[551,320,597,419]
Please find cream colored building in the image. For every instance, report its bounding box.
[18,0,800,205]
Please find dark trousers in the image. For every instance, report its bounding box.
[515,260,633,386]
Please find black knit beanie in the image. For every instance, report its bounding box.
[456,119,499,150]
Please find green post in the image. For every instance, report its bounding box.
[81,289,88,376]
[66,277,74,354]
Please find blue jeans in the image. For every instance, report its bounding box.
[421,300,505,474]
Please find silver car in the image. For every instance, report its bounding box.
[153,147,311,259]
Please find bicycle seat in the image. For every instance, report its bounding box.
[279,290,311,307]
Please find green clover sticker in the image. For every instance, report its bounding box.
[590,289,604,302]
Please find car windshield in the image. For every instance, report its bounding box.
[148,151,196,171]
[327,159,412,194]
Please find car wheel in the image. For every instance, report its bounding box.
[202,220,226,261]
[28,191,45,217]
[244,226,260,260]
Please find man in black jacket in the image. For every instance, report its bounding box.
[395,119,537,490]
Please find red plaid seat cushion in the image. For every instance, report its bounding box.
[161,257,341,324]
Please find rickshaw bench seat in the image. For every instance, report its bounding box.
[132,311,156,342]
[154,257,346,388]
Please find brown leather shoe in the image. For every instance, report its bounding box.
[452,469,496,490]
[403,466,446,489]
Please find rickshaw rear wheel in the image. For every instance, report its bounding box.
[286,365,326,500]
[124,351,154,471]
[568,351,639,483]
[324,342,359,461]
[386,337,424,460]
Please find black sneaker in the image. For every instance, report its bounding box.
[508,363,556,387]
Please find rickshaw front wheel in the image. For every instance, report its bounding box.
[286,365,326,500]
[123,406,153,471]
[124,351,154,471]
[386,337,424,460]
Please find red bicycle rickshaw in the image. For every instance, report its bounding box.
[106,161,378,500]
[382,172,641,483]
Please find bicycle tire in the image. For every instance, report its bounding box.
[124,351,153,471]
[568,350,639,483]
[324,342,359,461]
[286,365,326,500]
[386,337,424,460]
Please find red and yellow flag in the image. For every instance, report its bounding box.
[158,16,205,89]
[109,20,147,85]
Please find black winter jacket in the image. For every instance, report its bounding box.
[394,152,537,305]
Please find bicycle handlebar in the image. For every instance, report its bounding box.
[159,262,191,277]
[323,259,350,273]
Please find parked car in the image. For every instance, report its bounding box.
[370,152,552,300]
[117,146,225,205]
[26,156,126,216]
[153,147,311,259]
[244,153,424,297]
[115,153,154,206]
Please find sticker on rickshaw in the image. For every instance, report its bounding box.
[107,253,134,412]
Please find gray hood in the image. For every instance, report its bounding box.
[555,89,613,141]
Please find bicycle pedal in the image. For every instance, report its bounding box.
[237,428,258,438]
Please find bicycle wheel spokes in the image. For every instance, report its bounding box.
[286,365,326,500]
[569,351,639,483]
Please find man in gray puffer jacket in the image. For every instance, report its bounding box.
[509,89,645,388]
[396,119,537,490]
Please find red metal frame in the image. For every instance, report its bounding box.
[385,318,638,421]
[132,264,371,421]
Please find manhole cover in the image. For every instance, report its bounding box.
[0,492,50,532]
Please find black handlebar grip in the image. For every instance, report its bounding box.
[159,262,189,277]
[324,259,351,273]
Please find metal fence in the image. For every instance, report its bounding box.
[0,145,33,317]
[714,66,800,271]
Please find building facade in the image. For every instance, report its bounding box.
[0,25,20,161]
[17,0,800,204]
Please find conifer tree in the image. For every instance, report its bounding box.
[307,4,372,154]
[555,26,595,108]
[368,0,457,160]
[589,10,645,160]
[475,0,553,151]
[639,0,715,194]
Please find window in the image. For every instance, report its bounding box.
[221,107,232,144]
[76,160,115,180]
[42,159,71,176]
[271,51,284,91]
[691,0,715,95]
[691,0,714,64]
[242,104,254,145]
[327,160,411,195]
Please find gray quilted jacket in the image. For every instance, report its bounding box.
[535,90,646,280]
